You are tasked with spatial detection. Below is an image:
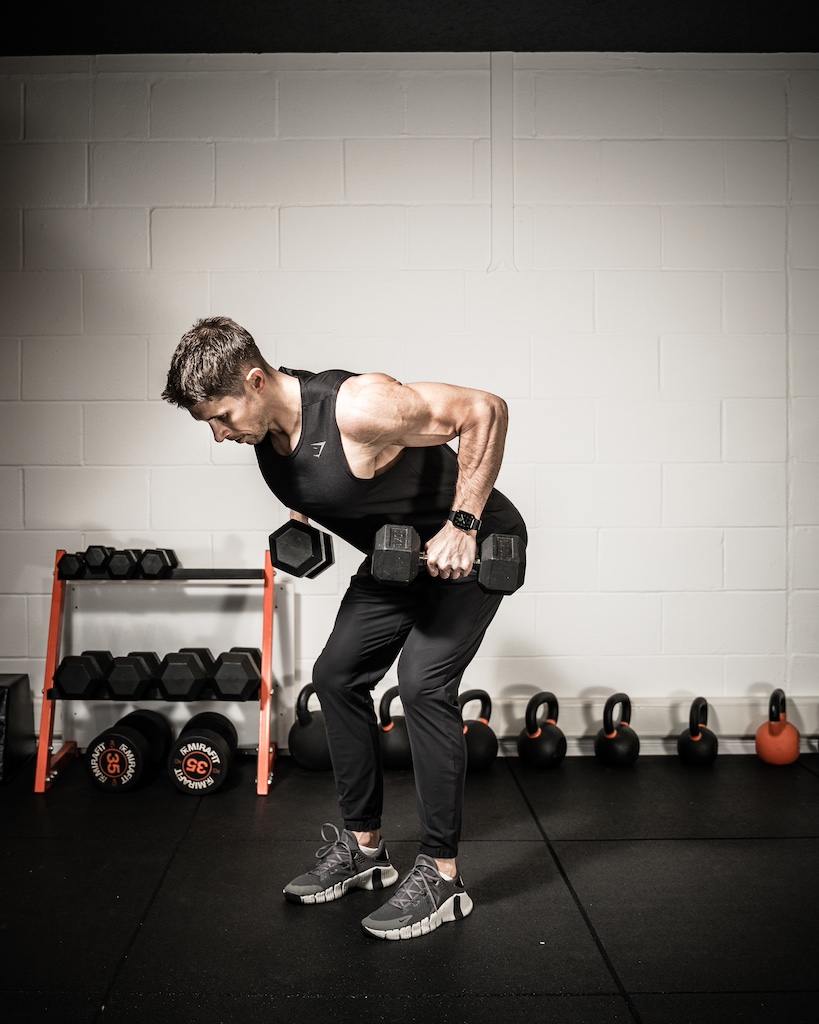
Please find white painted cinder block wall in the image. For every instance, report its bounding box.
[0,51,817,753]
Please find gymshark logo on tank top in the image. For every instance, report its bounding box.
[311,441,327,458]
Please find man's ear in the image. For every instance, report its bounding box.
[246,367,266,392]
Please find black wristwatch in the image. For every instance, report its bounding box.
[448,510,482,532]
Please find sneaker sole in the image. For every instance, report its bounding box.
[284,863,400,905]
[361,890,474,940]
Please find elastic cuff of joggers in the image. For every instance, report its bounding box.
[420,844,458,860]
[344,818,382,833]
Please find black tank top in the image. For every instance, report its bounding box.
[254,367,527,556]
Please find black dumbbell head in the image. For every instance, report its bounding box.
[138,548,179,578]
[179,647,217,676]
[83,545,114,575]
[212,650,261,701]
[231,646,262,670]
[108,549,142,578]
[53,650,113,699]
[157,651,209,700]
[269,521,334,578]
[127,650,162,677]
[105,654,154,700]
[85,710,171,791]
[168,712,237,794]
[372,524,422,585]
[478,534,526,594]
[57,552,86,580]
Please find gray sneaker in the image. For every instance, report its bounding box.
[360,853,473,939]
[283,823,399,905]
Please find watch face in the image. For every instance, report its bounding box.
[452,511,475,530]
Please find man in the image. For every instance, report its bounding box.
[163,315,527,940]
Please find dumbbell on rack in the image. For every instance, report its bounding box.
[85,709,172,791]
[168,712,238,794]
[169,647,262,701]
[105,651,161,700]
[372,524,526,595]
[213,647,262,701]
[157,649,213,701]
[56,551,89,580]
[84,545,115,577]
[53,650,114,699]
[57,546,180,580]
[137,549,179,578]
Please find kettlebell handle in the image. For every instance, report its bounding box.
[769,688,787,722]
[525,691,560,737]
[602,692,631,737]
[459,689,492,723]
[296,683,320,726]
[688,696,709,739]
[379,685,402,731]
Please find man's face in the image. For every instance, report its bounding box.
[191,375,269,446]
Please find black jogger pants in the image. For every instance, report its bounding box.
[311,569,504,860]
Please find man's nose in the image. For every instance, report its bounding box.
[211,422,230,442]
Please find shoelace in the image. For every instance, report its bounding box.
[388,859,442,909]
[313,822,357,875]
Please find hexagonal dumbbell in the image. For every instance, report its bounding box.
[212,647,262,701]
[104,651,161,700]
[268,521,334,578]
[137,548,179,579]
[371,524,526,595]
[53,650,114,699]
[83,545,115,577]
[179,647,217,677]
[57,552,87,580]
[157,650,211,701]
[107,549,143,579]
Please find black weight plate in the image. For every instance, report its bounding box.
[84,725,151,791]
[168,727,232,794]
[181,712,238,753]
[118,710,173,765]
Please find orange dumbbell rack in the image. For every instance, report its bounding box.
[34,549,277,796]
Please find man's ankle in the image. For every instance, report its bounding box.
[434,858,457,879]
[353,830,380,849]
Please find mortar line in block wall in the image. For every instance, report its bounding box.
[487,51,516,273]
[783,73,793,684]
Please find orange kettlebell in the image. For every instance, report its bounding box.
[755,689,800,765]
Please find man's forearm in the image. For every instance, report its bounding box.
[449,394,508,518]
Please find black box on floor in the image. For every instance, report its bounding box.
[0,674,36,782]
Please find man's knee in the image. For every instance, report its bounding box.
[397,663,460,715]
[312,648,351,702]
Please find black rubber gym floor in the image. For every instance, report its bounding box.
[1,751,818,1023]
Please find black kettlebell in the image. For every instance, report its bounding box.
[677,696,718,766]
[594,693,639,767]
[288,683,332,771]
[517,691,567,768]
[379,685,412,770]
[459,689,498,770]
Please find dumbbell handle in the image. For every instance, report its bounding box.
[417,551,480,572]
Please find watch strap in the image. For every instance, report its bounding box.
[448,509,482,532]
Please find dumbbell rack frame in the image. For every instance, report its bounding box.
[34,549,277,796]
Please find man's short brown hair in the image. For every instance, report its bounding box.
[162,316,267,409]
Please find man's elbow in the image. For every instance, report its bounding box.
[485,393,508,434]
